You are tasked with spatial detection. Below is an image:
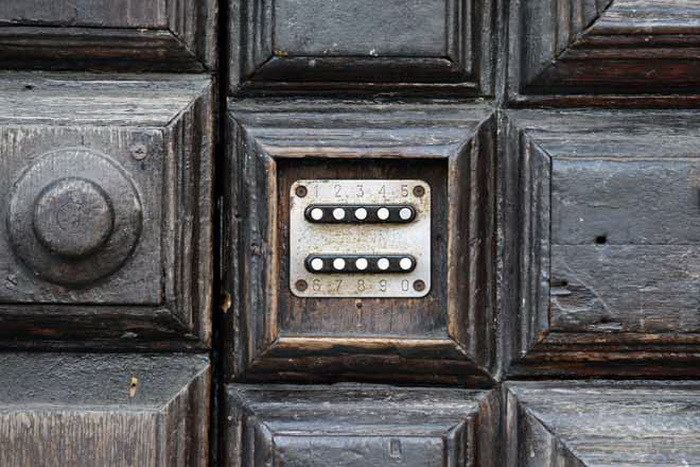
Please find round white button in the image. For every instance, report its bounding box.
[333,258,346,270]
[377,208,390,220]
[354,208,368,220]
[333,208,346,220]
[399,208,413,220]
[310,258,324,271]
[310,208,324,220]
[400,257,413,270]
[355,258,368,270]
[377,258,390,270]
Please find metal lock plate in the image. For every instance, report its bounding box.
[290,179,431,298]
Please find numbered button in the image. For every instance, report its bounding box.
[304,205,416,224]
[305,255,416,274]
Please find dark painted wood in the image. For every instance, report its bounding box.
[506,381,700,466]
[0,352,210,466]
[229,0,495,95]
[502,109,700,377]
[223,99,499,384]
[0,0,217,71]
[508,0,700,104]
[223,384,501,467]
[0,73,213,350]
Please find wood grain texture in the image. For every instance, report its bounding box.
[0,352,210,467]
[223,384,501,467]
[506,381,700,466]
[0,0,216,71]
[502,109,700,377]
[0,74,213,350]
[508,0,700,104]
[229,0,495,95]
[223,99,499,384]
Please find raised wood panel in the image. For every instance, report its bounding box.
[229,0,495,95]
[509,0,700,104]
[502,110,700,377]
[223,385,501,466]
[0,353,210,466]
[0,74,213,349]
[506,381,700,466]
[223,100,499,384]
[0,0,216,71]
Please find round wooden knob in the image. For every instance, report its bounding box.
[33,178,115,257]
[7,148,142,287]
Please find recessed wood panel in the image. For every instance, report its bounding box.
[0,0,216,71]
[275,0,447,56]
[224,100,498,384]
[277,159,448,337]
[509,0,700,104]
[0,74,213,349]
[0,353,210,466]
[223,385,501,467]
[230,0,494,95]
[502,110,700,377]
[1,0,168,27]
[506,381,700,466]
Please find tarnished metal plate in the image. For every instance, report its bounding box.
[290,179,431,298]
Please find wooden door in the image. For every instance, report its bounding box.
[0,0,698,465]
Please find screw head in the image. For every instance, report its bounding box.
[295,185,308,198]
[295,279,308,292]
[413,185,425,197]
[413,280,426,292]
[130,143,148,161]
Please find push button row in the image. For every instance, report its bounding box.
[305,255,416,274]
[304,204,416,224]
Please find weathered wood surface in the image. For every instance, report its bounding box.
[0,353,210,466]
[223,99,498,384]
[506,381,700,466]
[509,0,700,105]
[229,0,495,95]
[0,74,213,350]
[503,109,700,377]
[0,0,217,71]
[224,384,501,467]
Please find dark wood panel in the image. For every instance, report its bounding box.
[223,384,501,467]
[551,246,700,333]
[0,0,216,71]
[1,0,168,27]
[0,74,213,350]
[508,0,700,103]
[275,0,448,56]
[503,109,700,377]
[552,158,700,245]
[223,99,498,384]
[229,0,495,95]
[0,353,210,466]
[506,381,700,466]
